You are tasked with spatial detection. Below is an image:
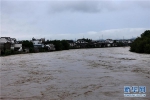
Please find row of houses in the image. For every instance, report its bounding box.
[67,39,133,48]
[0,37,22,55]
[31,37,55,52]
[0,37,55,55]
[0,37,134,55]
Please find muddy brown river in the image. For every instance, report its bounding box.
[0,47,150,100]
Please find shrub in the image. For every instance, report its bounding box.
[5,49,12,55]
[29,47,35,53]
[144,44,150,53]
[61,40,70,50]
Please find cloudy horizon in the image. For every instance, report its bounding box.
[1,0,150,40]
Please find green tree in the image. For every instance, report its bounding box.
[61,40,70,50]
[5,49,12,55]
[22,40,34,53]
[22,40,33,48]
[141,30,150,38]
[53,40,63,51]
[130,30,150,54]
[144,44,150,53]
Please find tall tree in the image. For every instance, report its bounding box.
[130,30,150,54]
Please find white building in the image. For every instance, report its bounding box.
[31,37,45,48]
[0,37,22,51]
[45,44,55,51]
[105,39,113,43]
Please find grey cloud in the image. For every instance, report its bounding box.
[47,1,150,13]
[136,1,150,9]
[1,0,149,40]
[48,1,99,13]
[48,1,115,13]
[2,0,150,15]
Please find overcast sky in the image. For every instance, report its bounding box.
[1,0,150,40]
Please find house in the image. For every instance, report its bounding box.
[45,44,55,51]
[10,40,22,51]
[11,43,22,51]
[10,38,16,44]
[32,40,44,48]
[0,37,11,43]
[0,37,22,54]
[105,39,113,43]
[31,37,45,48]
[66,40,76,47]
[14,44,22,51]
[76,39,88,44]
[31,37,45,52]
[116,39,127,43]
[76,39,88,48]
[0,37,12,54]
[105,39,114,47]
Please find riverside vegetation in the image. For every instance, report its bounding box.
[130,30,150,54]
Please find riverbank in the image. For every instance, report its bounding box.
[1,47,150,100]
[0,46,129,57]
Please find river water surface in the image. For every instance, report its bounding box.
[0,47,150,100]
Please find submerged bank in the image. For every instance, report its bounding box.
[1,46,130,57]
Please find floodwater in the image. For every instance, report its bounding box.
[0,47,150,100]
